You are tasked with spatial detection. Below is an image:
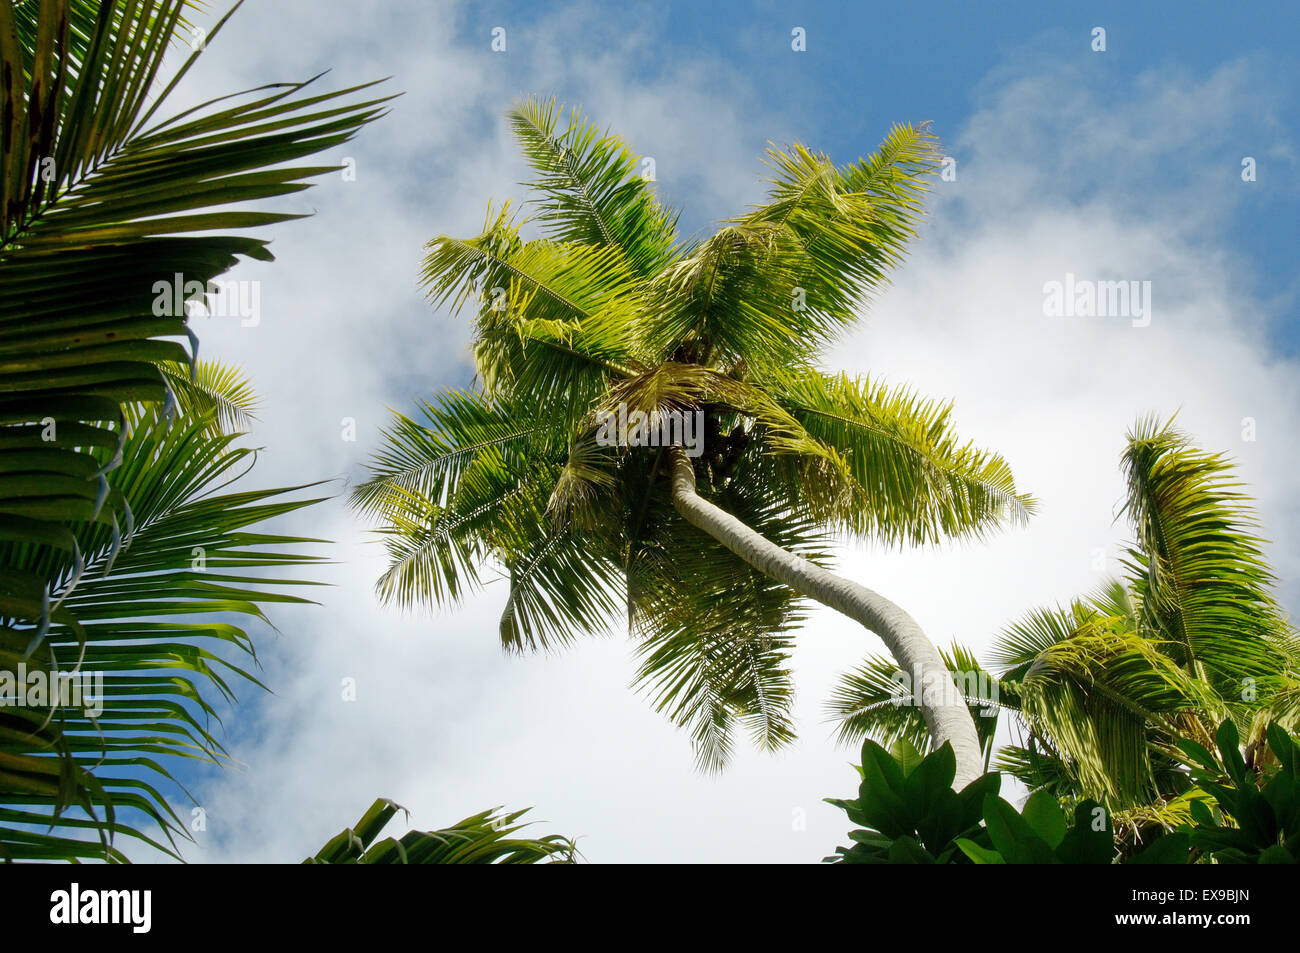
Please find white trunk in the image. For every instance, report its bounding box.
[668,449,983,789]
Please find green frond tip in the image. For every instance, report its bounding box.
[304,798,578,864]
[508,95,680,278]
[773,370,1036,543]
[1121,414,1286,687]
[158,359,260,434]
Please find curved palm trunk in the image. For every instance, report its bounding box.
[668,449,983,789]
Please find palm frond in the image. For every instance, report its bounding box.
[1,405,328,861]
[993,601,1218,807]
[627,457,829,769]
[826,642,1006,755]
[736,125,940,350]
[495,508,624,654]
[10,1,202,79]
[993,743,1082,801]
[306,797,576,864]
[421,203,646,416]
[509,96,679,279]
[771,369,1035,544]
[0,0,388,613]
[158,359,258,434]
[357,394,624,644]
[349,389,546,517]
[1121,415,1289,694]
[642,220,809,368]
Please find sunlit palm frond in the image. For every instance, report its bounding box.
[642,220,809,368]
[984,416,1299,811]
[509,95,679,279]
[369,448,525,610]
[422,203,646,415]
[995,602,1218,807]
[358,398,623,646]
[599,362,853,494]
[10,0,203,77]
[0,0,387,613]
[1121,415,1288,695]
[349,389,547,517]
[771,369,1035,544]
[738,124,941,346]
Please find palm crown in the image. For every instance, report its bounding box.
[355,98,1035,770]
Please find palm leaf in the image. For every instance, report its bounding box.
[305,797,576,864]
[0,0,388,585]
[627,456,827,769]
[826,642,1006,756]
[1121,415,1289,695]
[772,369,1035,543]
[992,600,1218,807]
[509,95,679,279]
[1,405,328,861]
[158,358,258,434]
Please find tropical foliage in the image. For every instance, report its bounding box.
[826,720,1299,864]
[823,737,1003,864]
[354,96,1034,771]
[829,417,1300,829]
[0,0,386,861]
[6,3,1290,874]
[1180,718,1300,863]
[0,0,387,577]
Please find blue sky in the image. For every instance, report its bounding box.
[455,0,1299,350]
[122,0,1300,863]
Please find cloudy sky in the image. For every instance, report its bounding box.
[141,0,1300,862]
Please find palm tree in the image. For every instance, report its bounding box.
[829,416,1300,825]
[352,98,1035,785]
[0,0,387,860]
